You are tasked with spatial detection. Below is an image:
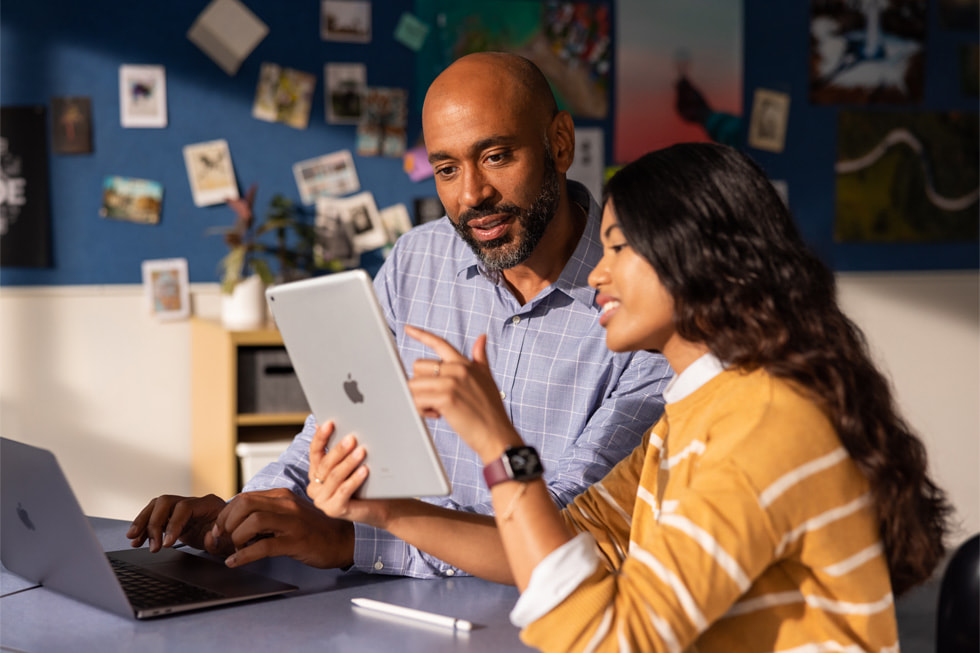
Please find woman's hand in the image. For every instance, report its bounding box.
[306,421,390,529]
[405,325,523,462]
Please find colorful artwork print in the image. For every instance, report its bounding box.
[253,63,316,129]
[101,175,163,224]
[809,0,927,105]
[835,111,979,242]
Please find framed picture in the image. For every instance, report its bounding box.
[318,191,387,253]
[747,88,790,153]
[182,139,239,207]
[321,0,371,43]
[100,175,163,224]
[119,64,168,128]
[252,62,316,129]
[293,149,360,205]
[141,258,190,321]
[50,97,93,154]
[325,62,366,124]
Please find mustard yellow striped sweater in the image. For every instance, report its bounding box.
[520,366,898,652]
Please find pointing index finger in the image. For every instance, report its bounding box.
[403,325,468,362]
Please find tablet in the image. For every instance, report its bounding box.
[265,270,451,499]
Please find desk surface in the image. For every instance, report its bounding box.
[0,517,532,652]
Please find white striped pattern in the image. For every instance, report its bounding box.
[571,501,628,563]
[759,448,849,508]
[723,588,893,621]
[660,513,751,591]
[583,606,614,653]
[776,493,873,556]
[804,591,893,616]
[660,439,707,470]
[630,544,708,631]
[646,604,682,653]
[592,480,633,527]
[724,590,804,618]
[823,543,884,577]
[660,499,679,514]
[774,641,882,653]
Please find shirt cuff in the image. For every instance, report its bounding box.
[509,532,600,627]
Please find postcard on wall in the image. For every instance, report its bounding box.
[183,139,239,207]
[413,196,445,224]
[325,62,366,124]
[101,175,163,224]
[321,0,372,43]
[403,145,434,182]
[356,87,407,158]
[187,0,269,76]
[142,258,191,321]
[379,202,413,243]
[0,106,51,268]
[314,198,359,268]
[119,64,168,128]
[393,12,429,51]
[747,88,790,153]
[252,63,316,129]
[50,97,93,154]
[318,191,387,253]
[293,149,360,205]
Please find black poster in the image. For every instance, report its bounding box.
[1,105,52,268]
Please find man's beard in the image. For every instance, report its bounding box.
[451,152,561,271]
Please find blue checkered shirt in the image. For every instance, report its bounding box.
[243,181,673,577]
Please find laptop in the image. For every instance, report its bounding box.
[265,269,451,499]
[0,437,297,619]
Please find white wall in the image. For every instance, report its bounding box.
[1,273,977,545]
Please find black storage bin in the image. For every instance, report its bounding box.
[237,347,309,413]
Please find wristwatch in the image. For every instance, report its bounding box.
[482,446,544,489]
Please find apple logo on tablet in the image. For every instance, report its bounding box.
[17,502,36,531]
[344,373,364,403]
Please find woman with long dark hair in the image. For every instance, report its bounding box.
[307,142,951,652]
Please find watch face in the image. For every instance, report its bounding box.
[508,447,542,477]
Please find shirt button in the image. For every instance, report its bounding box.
[445,569,455,576]
[511,315,521,324]
[500,391,506,400]
[374,560,384,570]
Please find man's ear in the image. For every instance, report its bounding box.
[548,111,576,175]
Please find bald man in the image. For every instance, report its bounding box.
[128,53,673,578]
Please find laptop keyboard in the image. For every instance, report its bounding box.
[109,556,224,609]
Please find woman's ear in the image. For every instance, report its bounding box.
[548,111,576,175]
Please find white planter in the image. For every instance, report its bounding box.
[221,275,267,330]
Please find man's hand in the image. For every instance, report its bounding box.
[127,494,228,554]
[213,488,356,569]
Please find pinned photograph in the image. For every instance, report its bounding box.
[379,202,413,243]
[142,258,191,321]
[321,0,371,43]
[318,191,387,253]
[252,63,316,129]
[293,149,360,205]
[50,97,93,154]
[325,62,366,124]
[747,88,790,153]
[183,139,239,207]
[413,196,445,224]
[314,198,359,269]
[356,87,407,158]
[119,65,168,128]
[101,175,163,224]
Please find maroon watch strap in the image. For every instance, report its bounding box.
[482,456,511,489]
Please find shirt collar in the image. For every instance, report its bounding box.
[451,180,602,310]
[662,353,726,403]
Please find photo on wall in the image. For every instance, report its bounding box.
[252,62,316,129]
[50,97,93,154]
[293,149,361,205]
[325,62,366,124]
[182,139,239,207]
[835,110,979,243]
[321,0,371,42]
[119,64,168,128]
[141,258,191,321]
[100,175,164,224]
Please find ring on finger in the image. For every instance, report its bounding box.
[433,362,441,377]
[313,477,324,484]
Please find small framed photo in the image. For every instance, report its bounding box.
[748,88,790,153]
[119,64,168,128]
[293,149,360,205]
[141,258,190,321]
[50,97,93,154]
[183,139,239,207]
[321,0,371,43]
[325,62,366,124]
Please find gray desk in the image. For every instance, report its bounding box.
[0,517,532,652]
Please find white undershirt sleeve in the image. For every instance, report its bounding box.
[509,532,600,627]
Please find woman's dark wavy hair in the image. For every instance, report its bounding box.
[605,142,950,596]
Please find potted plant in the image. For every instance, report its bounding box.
[211,184,322,330]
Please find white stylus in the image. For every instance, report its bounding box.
[350,597,474,631]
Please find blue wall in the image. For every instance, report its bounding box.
[1,1,976,286]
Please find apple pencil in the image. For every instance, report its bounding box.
[350,597,474,631]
